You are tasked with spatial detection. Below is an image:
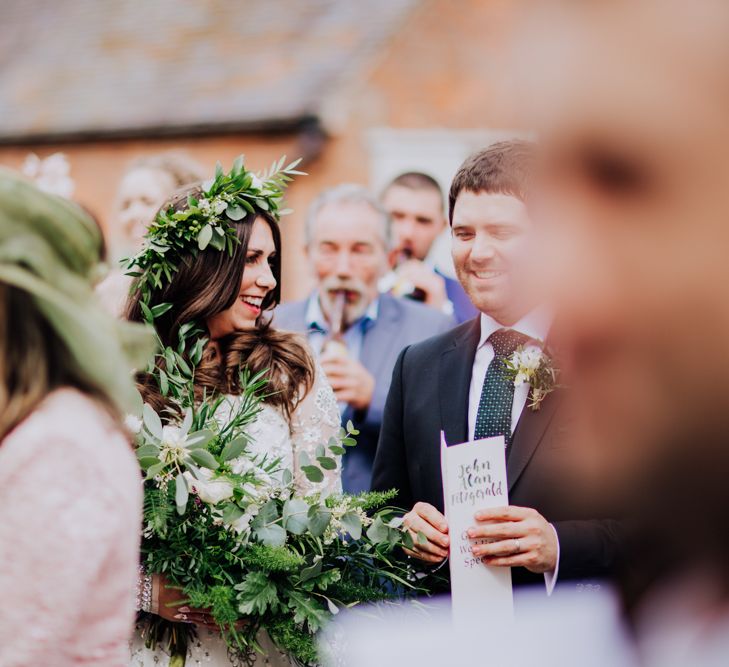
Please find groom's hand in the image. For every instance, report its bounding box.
[402,502,450,563]
[468,506,558,573]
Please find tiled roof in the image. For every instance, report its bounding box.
[0,0,419,142]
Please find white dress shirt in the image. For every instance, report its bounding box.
[467,309,560,594]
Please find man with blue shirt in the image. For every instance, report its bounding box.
[275,184,454,493]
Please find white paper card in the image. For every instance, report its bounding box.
[441,431,513,627]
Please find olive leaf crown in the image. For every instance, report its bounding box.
[124,154,304,304]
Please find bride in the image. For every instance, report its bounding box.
[125,162,342,666]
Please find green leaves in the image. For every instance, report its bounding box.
[225,203,246,221]
[175,473,188,515]
[143,403,163,439]
[307,505,331,537]
[340,511,362,540]
[125,154,306,311]
[197,224,213,250]
[221,435,248,462]
[301,465,324,483]
[283,499,309,535]
[317,456,337,471]
[236,572,279,616]
[287,591,328,632]
[188,448,219,470]
[366,516,389,544]
[252,500,286,546]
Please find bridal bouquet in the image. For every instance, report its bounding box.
[131,316,423,666]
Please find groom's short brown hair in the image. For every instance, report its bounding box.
[448,139,536,224]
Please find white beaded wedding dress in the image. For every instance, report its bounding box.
[129,367,342,667]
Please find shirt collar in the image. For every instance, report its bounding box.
[477,306,553,350]
[306,292,379,333]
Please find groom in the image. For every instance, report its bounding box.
[372,140,622,590]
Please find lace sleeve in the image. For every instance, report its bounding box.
[291,364,343,495]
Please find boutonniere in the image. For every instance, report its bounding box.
[504,344,559,411]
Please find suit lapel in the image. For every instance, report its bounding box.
[439,318,481,446]
[507,389,561,492]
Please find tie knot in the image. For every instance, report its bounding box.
[489,328,528,358]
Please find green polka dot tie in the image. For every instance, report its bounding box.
[474,329,529,444]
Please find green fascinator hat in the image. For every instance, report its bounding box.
[0,168,154,412]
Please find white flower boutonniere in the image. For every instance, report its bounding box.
[504,345,559,410]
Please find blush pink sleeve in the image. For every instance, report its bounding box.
[0,390,142,667]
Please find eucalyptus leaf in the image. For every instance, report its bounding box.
[221,435,248,462]
[317,456,337,471]
[301,465,324,483]
[307,506,331,537]
[283,499,309,535]
[142,403,163,440]
[253,520,286,547]
[136,444,160,459]
[175,473,188,515]
[225,203,246,221]
[185,429,215,449]
[145,461,165,480]
[340,511,362,540]
[366,516,389,544]
[188,448,219,470]
[138,456,161,470]
[197,225,213,250]
[222,503,244,524]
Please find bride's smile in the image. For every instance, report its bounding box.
[207,217,278,338]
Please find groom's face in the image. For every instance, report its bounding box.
[451,190,536,325]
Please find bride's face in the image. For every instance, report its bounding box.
[206,218,277,339]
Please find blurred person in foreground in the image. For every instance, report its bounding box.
[381,172,478,323]
[372,140,622,592]
[275,184,454,493]
[0,170,152,666]
[522,0,729,663]
[97,151,204,315]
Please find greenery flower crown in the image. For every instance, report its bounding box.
[125,154,305,304]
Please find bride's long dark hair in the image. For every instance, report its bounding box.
[125,184,315,420]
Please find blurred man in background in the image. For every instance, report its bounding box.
[275,184,453,493]
[381,172,478,323]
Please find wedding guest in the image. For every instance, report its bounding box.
[381,172,478,323]
[518,0,729,663]
[0,170,152,666]
[275,184,454,493]
[372,141,622,591]
[96,151,204,316]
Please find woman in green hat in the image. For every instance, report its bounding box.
[0,169,152,666]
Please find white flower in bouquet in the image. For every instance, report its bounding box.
[230,509,258,536]
[230,456,256,476]
[213,197,228,215]
[124,414,143,434]
[249,173,264,190]
[183,468,234,505]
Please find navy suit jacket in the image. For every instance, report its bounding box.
[372,318,623,588]
[274,293,455,493]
